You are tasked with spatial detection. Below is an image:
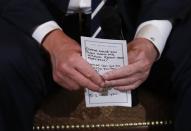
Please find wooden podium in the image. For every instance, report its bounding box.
[33,87,173,131]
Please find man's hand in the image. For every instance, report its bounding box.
[42,29,104,91]
[102,38,158,91]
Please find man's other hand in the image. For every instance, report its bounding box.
[102,38,158,91]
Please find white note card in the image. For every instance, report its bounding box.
[81,36,132,107]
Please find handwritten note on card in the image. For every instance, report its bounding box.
[81,36,132,107]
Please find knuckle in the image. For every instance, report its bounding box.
[56,64,70,76]
[68,55,77,64]
[53,73,61,82]
[57,63,67,71]
[141,61,150,72]
[86,74,94,79]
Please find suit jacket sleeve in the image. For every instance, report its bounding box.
[0,0,69,35]
[138,0,191,24]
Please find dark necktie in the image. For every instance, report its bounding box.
[91,0,107,38]
[91,0,122,40]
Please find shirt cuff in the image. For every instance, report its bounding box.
[134,20,172,57]
[32,21,62,44]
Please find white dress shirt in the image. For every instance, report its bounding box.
[135,20,172,56]
[32,0,172,57]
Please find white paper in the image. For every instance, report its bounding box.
[81,36,132,107]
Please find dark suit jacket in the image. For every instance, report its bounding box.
[1,0,191,38]
[0,0,70,35]
[117,0,191,40]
